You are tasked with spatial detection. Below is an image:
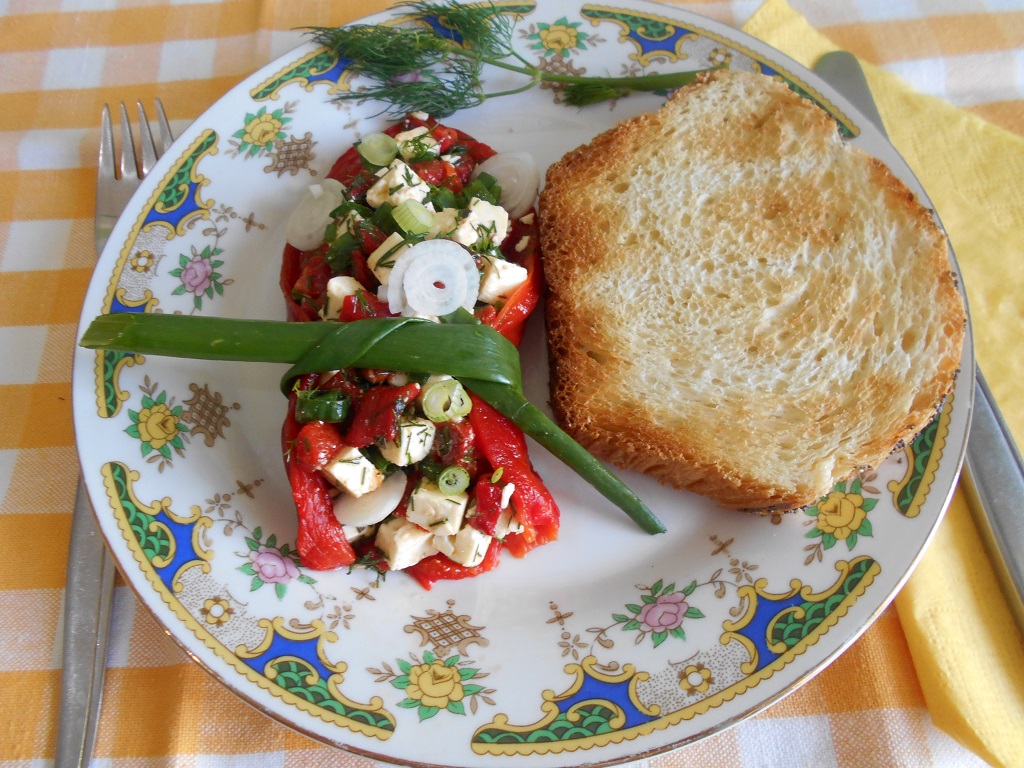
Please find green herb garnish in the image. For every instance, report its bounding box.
[80,311,665,535]
[304,0,721,115]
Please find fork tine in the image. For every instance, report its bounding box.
[97,104,116,182]
[136,101,159,176]
[117,101,139,181]
[154,98,174,156]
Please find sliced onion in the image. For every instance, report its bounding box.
[386,240,480,317]
[286,178,346,251]
[333,471,407,528]
[472,152,539,219]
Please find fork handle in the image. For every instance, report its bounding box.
[55,481,117,768]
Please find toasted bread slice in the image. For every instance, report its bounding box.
[538,70,966,512]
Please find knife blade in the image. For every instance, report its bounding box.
[814,50,1024,634]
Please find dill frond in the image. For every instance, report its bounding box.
[305,0,722,116]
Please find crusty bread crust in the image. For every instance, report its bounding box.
[538,70,966,512]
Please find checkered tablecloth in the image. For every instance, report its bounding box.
[1,1,1021,766]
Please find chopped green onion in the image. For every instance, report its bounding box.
[427,186,458,211]
[356,132,398,167]
[370,201,397,231]
[324,231,358,272]
[392,199,435,235]
[462,172,501,205]
[294,389,350,423]
[421,377,471,422]
[437,466,470,495]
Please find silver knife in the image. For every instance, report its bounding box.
[814,50,1024,634]
[55,483,116,767]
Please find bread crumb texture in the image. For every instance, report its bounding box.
[539,70,965,512]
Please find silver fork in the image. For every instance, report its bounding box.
[57,100,174,768]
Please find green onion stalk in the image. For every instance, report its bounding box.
[303,0,723,115]
[80,312,665,535]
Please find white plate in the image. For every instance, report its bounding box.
[73,2,972,765]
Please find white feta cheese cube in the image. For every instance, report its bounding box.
[406,479,468,536]
[320,275,367,320]
[376,517,438,570]
[477,256,529,304]
[451,197,510,249]
[379,417,436,467]
[367,231,409,286]
[448,524,493,568]
[321,447,384,497]
[426,207,459,240]
[395,126,439,161]
[365,159,430,209]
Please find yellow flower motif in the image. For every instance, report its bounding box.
[406,659,465,709]
[200,597,233,626]
[136,403,181,450]
[130,250,155,272]
[539,24,578,53]
[242,113,282,147]
[709,47,732,66]
[679,663,714,695]
[816,491,867,540]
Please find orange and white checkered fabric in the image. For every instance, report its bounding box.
[1,1,1020,766]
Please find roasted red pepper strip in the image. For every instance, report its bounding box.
[344,383,421,448]
[282,375,355,569]
[493,242,543,347]
[467,395,559,557]
[467,477,505,536]
[404,538,502,590]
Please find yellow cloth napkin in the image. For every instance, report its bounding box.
[742,2,1024,766]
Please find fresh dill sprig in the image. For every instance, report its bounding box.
[303,0,720,117]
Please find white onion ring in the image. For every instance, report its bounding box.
[333,471,407,527]
[386,240,480,317]
[286,179,345,251]
[472,152,540,219]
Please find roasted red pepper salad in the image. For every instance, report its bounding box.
[279,113,557,589]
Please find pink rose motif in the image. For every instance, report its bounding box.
[181,255,214,294]
[248,546,299,584]
[637,592,688,632]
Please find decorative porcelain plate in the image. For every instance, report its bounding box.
[72,1,972,765]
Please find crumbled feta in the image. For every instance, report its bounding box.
[379,417,436,467]
[367,232,409,286]
[342,524,373,543]
[320,275,366,320]
[519,212,535,225]
[376,517,438,570]
[365,159,430,209]
[321,447,384,497]
[499,482,516,510]
[477,256,529,304]
[425,207,460,240]
[395,126,439,161]
[514,235,531,253]
[451,197,509,249]
[492,504,525,540]
[406,479,468,537]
